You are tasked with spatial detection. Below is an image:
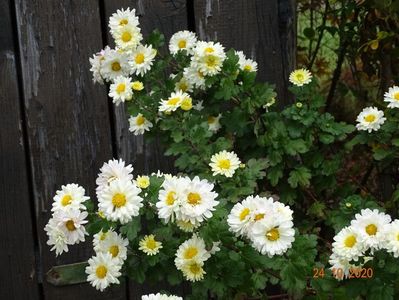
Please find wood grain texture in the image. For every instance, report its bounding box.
[0,0,41,299]
[13,0,126,299]
[103,0,186,173]
[194,0,296,106]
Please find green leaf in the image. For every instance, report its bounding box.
[284,139,308,155]
[267,165,283,186]
[288,167,312,188]
[303,27,316,39]
[120,217,141,241]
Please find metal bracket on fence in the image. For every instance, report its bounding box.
[46,261,88,286]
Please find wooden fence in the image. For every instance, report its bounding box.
[0,0,295,299]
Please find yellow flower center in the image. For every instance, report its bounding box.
[266,228,280,241]
[146,238,157,250]
[189,262,202,274]
[61,195,72,206]
[394,92,399,101]
[184,247,198,259]
[239,208,250,221]
[207,116,216,124]
[135,53,145,64]
[180,97,192,111]
[197,71,204,78]
[295,73,305,82]
[116,83,126,93]
[109,245,119,257]
[217,159,231,170]
[112,193,126,208]
[205,55,217,67]
[396,233,399,241]
[187,192,201,205]
[244,65,252,71]
[204,47,214,53]
[136,115,145,125]
[365,224,377,236]
[112,62,121,71]
[364,114,376,123]
[121,31,132,42]
[167,97,180,106]
[178,39,187,49]
[65,220,76,231]
[166,191,176,205]
[178,82,188,92]
[119,19,128,25]
[96,265,107,279]
[344,235,356,248]
[254,213,265,221]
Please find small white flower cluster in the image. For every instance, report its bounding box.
[96,158,144,224]
[142,293,182,300]
[330,208,399,280]
[44,184,89,256]
[174,234,219,282]
[156,175,219,232]
[355,85,399,133]
[86,228,128,291]
[227,195,295,257]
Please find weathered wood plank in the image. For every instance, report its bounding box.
[13,0,127,299]
[0,1,41,299]
[103,0,186,173]
[102,1,188,299]
[194,0,296,106]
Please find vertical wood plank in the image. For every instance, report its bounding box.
[194,0,296,106]
[102,1,188,299]
[0,0,41,299]
[103,0,186,173]
[13,0,127,299]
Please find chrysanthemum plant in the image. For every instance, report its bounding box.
[45,7,399,299]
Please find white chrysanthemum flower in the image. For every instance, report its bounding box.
[383,85,399,108]
[86,252,122,292]
[113,24,142,51]
[156,176,187,223]
[109,7,139,33]
[95,230,128,263]
[159,91,185,113]
[209,150,241,177]
[169,30,197,55]
[52,208,88,245]
[355,106,386,133]
[181,261,206,282]
[139,234,163,256]
[109,76,133,105]
[89,51,104,84]
[236,50,258,72]
[100,48,131,82]
[332,226,364,261]
[128,113,153,135]
[45,219,69,256]
[183,63,206,89]
[351,208,391,251]
[175,234,211,269]
[93,229,111,253]
[129,44,156,76]
[193,41,226,76]
[51,183,89,212]
[227,197,257,236]
[329,252,352,280]
[96,158,134,197]
[383,219,399,257]
[175,76,193,93]
[142,293,182,300]
[250,217,295,257]
[274,201,294,222]
[207,114,222,132]
[98,178,143,224]
[179,176,219,224]
[289,68,312,86]
[135,175,150,189]
[176,219,200,232]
